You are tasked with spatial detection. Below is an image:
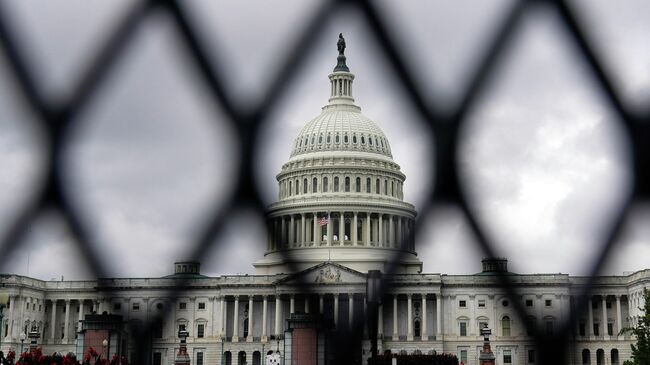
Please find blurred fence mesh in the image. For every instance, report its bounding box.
[0,0,648,364]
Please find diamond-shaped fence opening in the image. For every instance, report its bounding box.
[0,1,648,364]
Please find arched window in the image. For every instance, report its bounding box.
[596,349,605,365]
[288,181,292,196]
[336,134,340,143]
[356,177,361,192]
[313,177,318,193]
[252,352,261,365]
[243,318,249,338]
[369,137,373,145]
[361,135,366,144]
[295,179,299,195]
[323,177,329,192]
[311,135,315,144]
[376,179,380,194]
[353,134,357,143]
[327,134,331,143]
[344,134,349,143]
[303,178,308,194]
[391,181,395,196]
[345,177,350,192]
[334,177,339,192]
[384,179,388,195]
[502,316,511,336]
[238,351,246,365]
[582,349,591,365]
[224,351,232,365]
[611,349,619,365]
[366,178,371,193]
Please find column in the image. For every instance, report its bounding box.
[281,217,287,247]
[616,295,622,336]
[378,304,383,337]
[232,296,239,342]
[334,294,339,328]
[7,296,14,339]
[365,213,371,246]
[247,296,254,342]
[78,300,84,332]
[397,218,403,248]
[339,212,345,245]
[469,295,475,336]
[422,295,428,340]
[220,296,226,339]
[209,296,216,337]
[353,212,358,246]
[290,295,295,314]
[301,214,306,246]
[327,214,333,246]
[262,296,268,342]
[388,215,394,247]
[378,214,383,247]
[436,295,442,339]
[602,295,608,338]
[305,296,310,314]
[63,300,71,343]
[392,295,398,340]
[407,294,413,341]
[275,296,282,336]
[588,297,594,337]
[319,295,324,314]
[349,295,354,330]
[313,213,318,245]
[50,300,57,340]
[289,215,295,246]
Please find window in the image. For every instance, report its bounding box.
[334,177,339,192]
[526,299,533,307]
[478,321,488,334]
[327,134,331,143]
[153,353,162,365]
[459,300,467,308]
[503,300,509,307]
[132,303,140,311]
[288,180,292,196]
[528,349,535,363]
[113,303,121,311]
[353,134,357,143]
[303,178,308,194]
[355,177,361,192]
[345,177,350,192]
[384,179,388,195]
[198,302,206,310]
[361,136,365,144]
[178,324,186,335]
[414,320,420,337]
[526,317,536,336]
[369,137,373,145]
[344,134,349,143]
[459,322,467,336]
[243,318,249,338]
[593,323,600,336]
[197,324,205,338]
[545,320,554,335]
[336,134,340,143]
[545,299,552,307]
[504,350,512,364]
[33,303,36,311]
[153,321,163,339]
[323,177,328,192]
[366,178,371,193]
[318,135,322,143]
[460,350,468,364]
[196,352,204,365]
[295,179,298,194]
[313,178,318,193]
[179,302,187,310]
[579,323,586,336]
[376,179,380,194]
[606,301,612,309]
[502,316,511,336]
[478,300,486,308]
[607,323,614,336]
[26,302,29,310]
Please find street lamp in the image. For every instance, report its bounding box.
[19,332,26,353]
[102,338,108,359]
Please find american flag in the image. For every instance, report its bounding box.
[318,217,329,226]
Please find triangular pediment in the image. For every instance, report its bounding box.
[275,262,367,285]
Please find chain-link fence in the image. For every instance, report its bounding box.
[0,0,648,364]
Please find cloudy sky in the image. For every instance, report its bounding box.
[0,0,649,280]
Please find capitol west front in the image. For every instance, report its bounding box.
[0,36,647,365]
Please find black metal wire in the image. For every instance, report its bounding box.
[0,0,647,364]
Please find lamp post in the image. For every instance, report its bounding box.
[19,332,26,354]
[102,338,108,360]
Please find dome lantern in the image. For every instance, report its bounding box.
[328,33,355,106]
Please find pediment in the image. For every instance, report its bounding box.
[276,262,367,285]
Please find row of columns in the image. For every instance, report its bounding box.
[387,294,440,341]
[583,295,626,338]
[268,212,414,250]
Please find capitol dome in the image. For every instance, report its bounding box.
[254,34,421,275]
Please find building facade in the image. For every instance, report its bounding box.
[1,36,648,365]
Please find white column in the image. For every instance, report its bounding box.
[78,300,84,332]
[365,213,371,246]
[275,296,282,336]
[397,218,403,248]
[616,295,622,336]
[334,294,339,328]
[349,295,354,330]
[305,296,310,314]
[290,295,295,314]
[327,214,333,246]
[339,212,345,245]
[281,217,287,247]
[289,215,295,246]
[301,214,306,246]
[422,295,428,340]
[220,296,226,339]
[436,295,442,338]
[602,295,608,338]
[7,296,14,339]
[232,296,239,342]
[50,300,57,340]
[407,294,413,341]
[378,304,383,337]
[388,215,394,247]
[319,295,324,314]
[247,296,254,342]
[313,213,318,245]
[588,297,594,337]
[262,296,268,342]
[63,300,71,343]
[378,214,383,247]
[392,295,398,340]
[353,212,358,246]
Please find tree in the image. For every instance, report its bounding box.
[623,288,650,365]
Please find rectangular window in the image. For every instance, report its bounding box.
[459,300,466,308]
[478,300,486,308]
[179,302,187,310]
[132,303,140,311]
[197,324,205,338]
[593,323,600,336]
[198,302,206,310]
[526,319,536,336]
[26,302,29,310]
[196,352,204,365]
[153,353,162,365]
[528,349,535,363]
[579,323,586,336]
[153,321,163,339]
[545,321,554,335]
[459,322,467,336]
[526,299,533,307]
[460,350,468,364]
[545,299,552,307]
[33,303,36,311]
[504,350,512,364]
[608,323,614,336]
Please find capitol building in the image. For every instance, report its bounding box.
[1,36,648,365]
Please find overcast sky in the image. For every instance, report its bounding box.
[0,0,649,280]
